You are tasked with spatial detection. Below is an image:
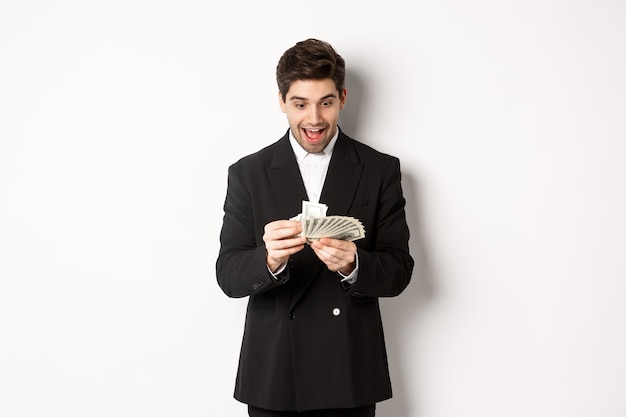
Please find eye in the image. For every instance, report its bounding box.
[295,103,306,109]
[321,100,333,107]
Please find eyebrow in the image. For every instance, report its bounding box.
[288,93,337,102]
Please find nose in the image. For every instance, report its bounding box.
[307,105,322,124]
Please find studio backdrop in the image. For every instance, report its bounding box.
[1,1,625,416]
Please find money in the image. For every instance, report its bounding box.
[291,200,365,243]
[302,200,327,218]
[290,201,327,221]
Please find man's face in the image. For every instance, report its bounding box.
[279,79,347,154]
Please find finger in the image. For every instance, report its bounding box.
[264,222,303,244]
[271,244,306,259]
[317,237,353,250]
[315,255,344,272]
[311,244,345,270]
[315,239,354,257]
[266,219,301,232]
[266,235,307,251]
[266,236,306,268]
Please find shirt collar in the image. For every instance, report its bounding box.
[289,128,339,162]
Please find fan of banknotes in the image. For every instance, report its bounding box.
[290,201,365,243]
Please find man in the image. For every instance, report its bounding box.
[216,39,414,417]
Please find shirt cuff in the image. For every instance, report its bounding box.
[268,262,287,280]
[338,252,359,284]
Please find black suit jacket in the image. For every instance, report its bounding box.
[216,129,414,412]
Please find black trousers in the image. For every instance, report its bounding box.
[248,404,375,417]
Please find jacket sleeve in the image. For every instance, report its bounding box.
[215,162,290,298]
[345,157,414,298]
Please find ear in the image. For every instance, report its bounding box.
[278,91,287,113]
[339,87,347,110]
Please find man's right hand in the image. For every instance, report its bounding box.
[263,220,307,272]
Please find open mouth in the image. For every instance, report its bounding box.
[302,128,326,142]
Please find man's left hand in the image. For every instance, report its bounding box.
[310,238,356,275]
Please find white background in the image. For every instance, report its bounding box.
[1,1,625,416]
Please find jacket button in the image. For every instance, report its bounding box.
[289,312,296,320]
[332,308,341,316]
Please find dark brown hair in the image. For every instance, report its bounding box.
[276,38,346,101]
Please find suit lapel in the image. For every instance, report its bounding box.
[266,134,308,218]
[319,132,364,215]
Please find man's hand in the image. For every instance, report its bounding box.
[310,238,357,275]
[263,220,307,272]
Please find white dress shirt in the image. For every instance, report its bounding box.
[289,131,337,204]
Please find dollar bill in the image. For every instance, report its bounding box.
[292,200,365,242]
[302,200,327,218]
